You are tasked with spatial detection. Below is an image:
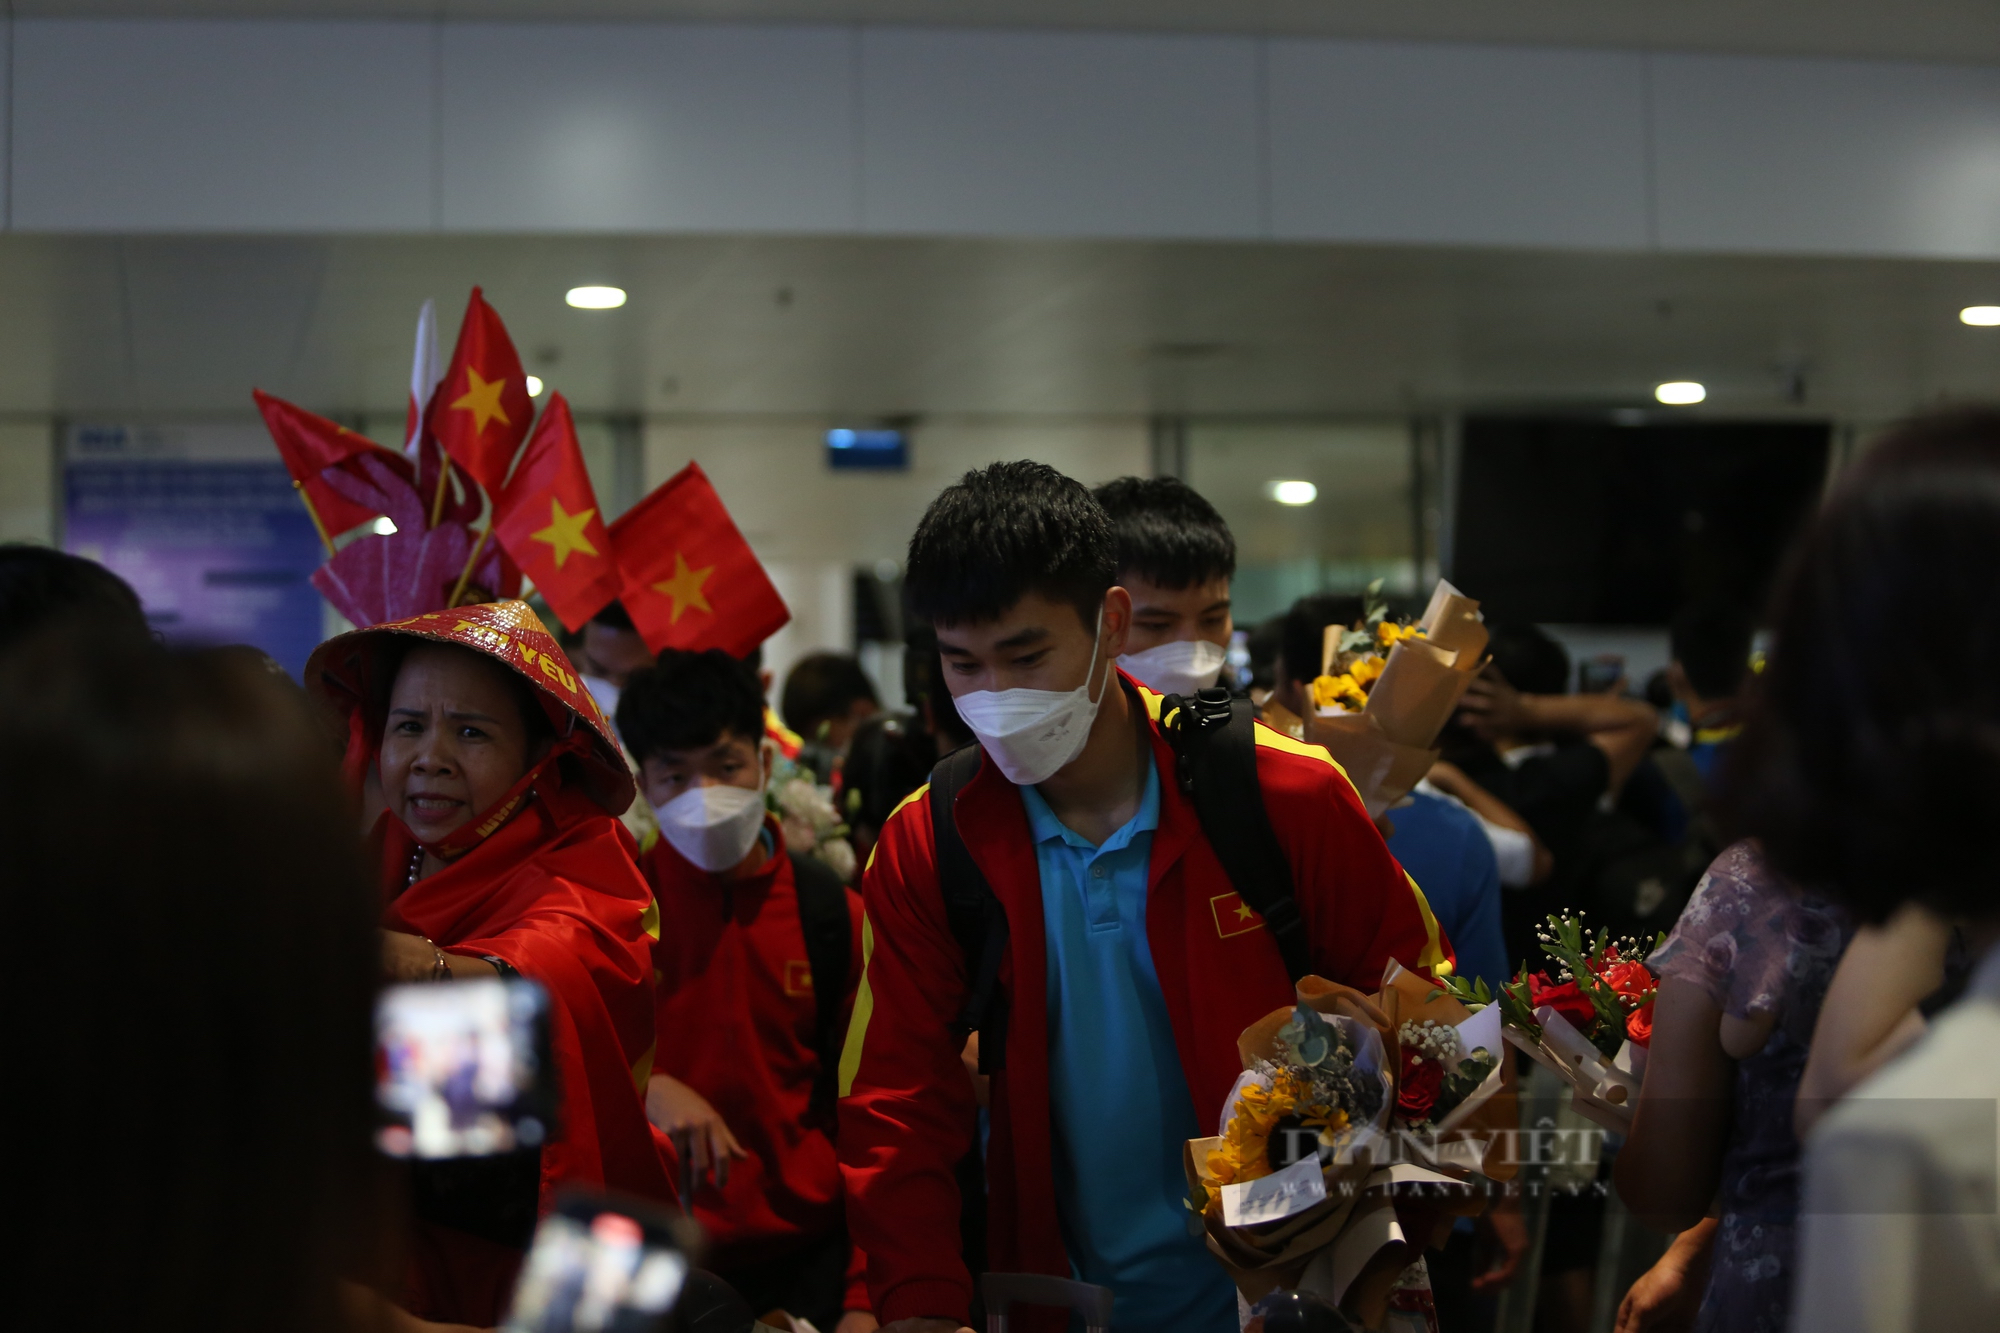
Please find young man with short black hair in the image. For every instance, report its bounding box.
[838,461,1450,1333]
[1092,476,1236,697]
[619,650,875,1333]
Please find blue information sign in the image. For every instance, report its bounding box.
[63,423,325,677]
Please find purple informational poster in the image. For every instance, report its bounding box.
[63,423,325,678]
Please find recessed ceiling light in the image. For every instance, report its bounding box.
[1961,306,2000,326]
[526,375,544,397]
[1269,480,1318,506]
[373,516,398,536]
[1655,381,1706,405]
[566,285,626,310]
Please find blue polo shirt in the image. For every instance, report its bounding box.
[1384,789,1508,992]
[1019,760,1238,1333]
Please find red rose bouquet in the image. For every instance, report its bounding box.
[1448,912,1662,1131]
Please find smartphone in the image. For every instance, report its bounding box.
[503,1190,701,1333]
[375,977,555,1160]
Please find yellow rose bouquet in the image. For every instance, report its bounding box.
[1301,580,1490,818]
[1184,972,1503,1328]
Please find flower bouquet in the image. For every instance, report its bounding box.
[1184,971,1493,1328]
[1300,580,1490,818]
[766,754,858,883]
[1460,913,1659,1132]
[1375,963,1514,1179]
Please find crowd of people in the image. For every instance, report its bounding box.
[7,408,2000,1333]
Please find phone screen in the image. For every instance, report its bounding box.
[375,977,555,1160]
[503,1191,696,1333]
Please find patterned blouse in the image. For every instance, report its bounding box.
[1646,841,1853,1333]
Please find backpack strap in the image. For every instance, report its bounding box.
[1160,686,1312,985]
[788,850,854,1117]
[930,743,1010,1074]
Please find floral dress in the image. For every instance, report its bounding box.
[1645,841,1852,1333]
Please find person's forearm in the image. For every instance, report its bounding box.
[1428,763,1555,883]
[1518,692,1657,791]
[1796,905,1949,1136]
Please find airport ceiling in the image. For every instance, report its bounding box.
[3,233,1998,424]
[14,0,2000,65]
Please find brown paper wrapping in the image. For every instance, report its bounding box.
[1376,963,1519,1183]
[1186,969,1506,1317]
[1304,712,1438,820]
[1293,580,1490,817]
[1417,580,1489,666]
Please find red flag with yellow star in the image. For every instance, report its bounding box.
[427,287,533,495]
[491,393,623,632]
[608,462,790,657]
[254,389,413,543]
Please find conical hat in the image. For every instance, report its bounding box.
[305,599,633,816]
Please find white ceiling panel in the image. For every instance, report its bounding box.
[859,28,1262,238]
[9,1,2000,65]
[1,232,1999,424]
[11,20,435,231]
[440,22,859,231]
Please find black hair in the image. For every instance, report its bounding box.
[0,544,150,656]
[780,652,879,739]
[2,628,382,1332]
[1729,454,2000,924]
[1670,601,1755,701]
[740,643,763,674]
[1093,476,1236,590]
[905,460,1115,630]
[902,622,973,749]
[591,599,635,632]
[1487,623,1572,696]
[841,712,937,844]
[1278,594,1366,685]
[1246,614,1285,694]
[618,648,766,766]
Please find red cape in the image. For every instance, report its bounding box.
[380,780,677,1322]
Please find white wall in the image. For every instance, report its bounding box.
[0,422,54,544]
[642,414,1149,687]
[7,18,2000,257]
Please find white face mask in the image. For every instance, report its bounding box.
[953,610,1110,787]
[1117,637,1228,697]
[654,783,766,872]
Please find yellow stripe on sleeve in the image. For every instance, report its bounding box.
[631,1038,656,1091]
[1405,872,1451,976]
[836,912,876,1098]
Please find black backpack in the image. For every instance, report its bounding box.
[788,849,854,1116]
[931,686,1309,1074]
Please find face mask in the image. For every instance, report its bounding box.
[655,783,766,872]
[1117,638,1228,697]
[954,611,1110,787]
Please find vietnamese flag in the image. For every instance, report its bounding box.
[427,287,533,495]
[254,389,413,541]
[608,462,790,658]
[493,393,623,632]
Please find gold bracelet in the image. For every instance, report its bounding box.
[423,936,452,983]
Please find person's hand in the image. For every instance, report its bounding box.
[834,1312,881,1333]
[1471,1193,1529,1293]
[1455,666,1527,741]
[381,929,441,982]
[646,1074,747,1188]
[877,1322,973,1333]
[1614,1231,1711,1333]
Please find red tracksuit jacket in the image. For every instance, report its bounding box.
[836,678,1452,1325]
[645,821,868,1310]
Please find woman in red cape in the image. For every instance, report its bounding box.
[306,600,677,1326]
